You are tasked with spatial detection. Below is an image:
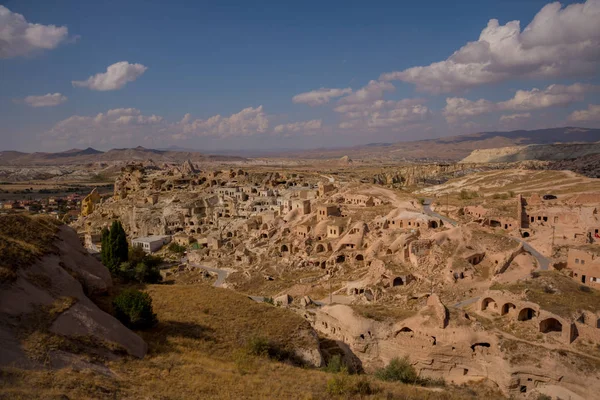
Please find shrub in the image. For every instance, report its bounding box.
[324,354,347,373]
[245,336,271,357]
[168,242,187,255]
[134,262,162,284]
[375,357,417,384]
[537,395,552,400]
[326,374,351,396]
[353,378,375,395]
[113,289,157,330]
[326,375,375,396]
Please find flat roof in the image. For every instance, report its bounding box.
[132,235,170,243]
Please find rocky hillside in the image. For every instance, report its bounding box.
[460,142,600,163]
[274,127,600,161]
[0,215,146,370]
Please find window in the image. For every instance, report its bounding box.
[575,259,580,264]
[581,260,585,265]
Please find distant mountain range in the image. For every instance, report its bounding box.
[2,127,599,165]
[0,146,246,166]
[274,127,600,161]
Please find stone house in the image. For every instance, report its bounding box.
[173,233,193,246]
[292,199,311,215]
[318,182,335,197]
[317,204,340,222]
[327,223,344,238]
[132,235,172,253]
[567,248,600,287]
[296,225,312,238]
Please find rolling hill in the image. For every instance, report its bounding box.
[0,146,246,166]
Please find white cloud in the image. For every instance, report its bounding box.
[72,61,147,91]
[498,83,595,110]
[443,83,596,122]
[381,0,600,93]
[0,6,70,58]
[569,104,600,121]
[335,98,431,130]
[339,80,395,104]
[46,108,165,148]
[499,113,531,122]
[292,88,352,106]
[175,106,269,139]
[273,119,322,135]
[18,93,67,107]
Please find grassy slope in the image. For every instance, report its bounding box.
[0,283,504,399]
[0,215,62,283]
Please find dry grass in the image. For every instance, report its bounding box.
[491,271,600,317]
[0,215,62,283]
[0,283,506,399]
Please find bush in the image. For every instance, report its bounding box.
[168,242,187,255]
[326,374,350,396]
[326,374,375,396]
[113,289,157,329]
[324,354,347,373]
[244,336,299,364]
[375,357,417,384]
[119,248,163,284]
[245,336,272,357]
[579,285,591,293]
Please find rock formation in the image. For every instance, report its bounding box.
[81,187,101,217]
[0,217,147,370]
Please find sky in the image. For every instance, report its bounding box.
[1,0,599,153]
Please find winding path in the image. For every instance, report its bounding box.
[422,198,457,227]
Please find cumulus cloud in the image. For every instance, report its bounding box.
[381,0,600,93]
[569,104,600,121]
[72,61,147,91]
[273,119,322,135]
[46,108,165,148]
[443,83,596,122]
[0,6,70,58]
[292,88,352,106]
[335,98,431,130]
[499,113,531,122]
[17,93,67,107]
[338,80,395,104]
[175,106,269,139]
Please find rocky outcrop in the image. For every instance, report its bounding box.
[460,142,600,164]
[0,222,147,369]
[81,187,101,217]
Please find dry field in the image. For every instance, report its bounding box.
[1,283,505,399]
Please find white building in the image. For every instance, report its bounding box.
[131,235,171,253]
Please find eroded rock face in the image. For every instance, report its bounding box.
[0,225,147,369]
[81,187,101,217]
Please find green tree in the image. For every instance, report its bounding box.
[113,289,157,329]
[100,227,110,266]
[106,220,128,272]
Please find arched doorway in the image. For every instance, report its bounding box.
[518,308,536,321]
[539,318,563,333]
[481,297,497,311]
[393,277,404,286]
[501,303,516,316]
[281,244,289,252]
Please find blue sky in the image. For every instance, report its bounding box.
[1,0,599,152]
